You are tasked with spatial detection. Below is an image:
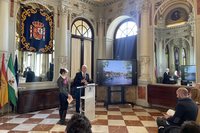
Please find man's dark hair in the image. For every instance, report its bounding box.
[180,121,200,133]
[66,113,92,133]
[28,67,31,71]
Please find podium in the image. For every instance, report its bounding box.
[77,83,97,122]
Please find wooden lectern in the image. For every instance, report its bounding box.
[77,83,97,122]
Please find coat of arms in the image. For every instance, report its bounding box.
[30,21,46,40]
[0,80,6,90]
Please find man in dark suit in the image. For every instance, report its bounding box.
[74,65,89,113]
[163,68,170,84]
[26,67,35,82]
[157,88,199,132]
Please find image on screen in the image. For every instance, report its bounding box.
[184,66,195,81]
[102,60,132,85]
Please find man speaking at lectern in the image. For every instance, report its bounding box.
[74,65,89,113]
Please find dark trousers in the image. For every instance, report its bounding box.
[59,93,68,124]
[157,117,170,133]
[76,87,85,113]
[59,93,68,111]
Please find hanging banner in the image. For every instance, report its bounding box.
[174,47,179,65]
[20,4,54,53]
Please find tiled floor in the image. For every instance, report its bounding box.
[0,101,167,133]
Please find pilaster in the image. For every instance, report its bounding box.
[0,0,10,52]
[58,56,69,69]
[97,18,105,59]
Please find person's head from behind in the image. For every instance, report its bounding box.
[180,121,200,133]
[60,68,68,77]
[189,88,200,103]
[176,88,189,99]
[166,68,169,73]
[65,113,92,133]
[28,67,31,71]
[81,65,87,73]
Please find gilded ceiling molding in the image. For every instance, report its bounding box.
[79,0,123,7]
[97,18,105,24]
[61,0,72,5]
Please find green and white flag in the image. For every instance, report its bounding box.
[7,54,18,106]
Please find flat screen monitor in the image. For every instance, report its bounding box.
[96,60,137,86]
[181,65,196,81]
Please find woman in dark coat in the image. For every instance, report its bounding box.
[57,68,72,125]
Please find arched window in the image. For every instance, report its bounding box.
[71,18,94,79]
[114,18,137,60]
[72,20,92,38]
[116,21,137,39]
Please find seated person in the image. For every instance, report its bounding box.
[173,70,179,84]
[65,113,92,133]
[180,121,200,133]
[157,88,199,132]
[26,67,35,82]
[189,88,200,103]
[23,68,27,77]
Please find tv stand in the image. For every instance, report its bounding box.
[104,86,134,109]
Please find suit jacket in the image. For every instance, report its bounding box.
[74,71,89,87]
[163,72,170,84]
[26,71,35,82]
[57,76,69,96]
[167,98,199,126]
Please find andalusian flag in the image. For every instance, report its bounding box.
[7,54,18,106]
[0,54,8,110]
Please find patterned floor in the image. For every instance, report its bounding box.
[0,101,167,133]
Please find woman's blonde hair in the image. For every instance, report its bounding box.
[190,88,200,103]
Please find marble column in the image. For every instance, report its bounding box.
[137,0,151,107]
[169,41,175,76]
[105,38,114,59]
[179,47,183,66]
[0,0,9,52]
[157,39,163,77]
[98,18,104,59]
[138,1,151,82]
[58,5,69,69]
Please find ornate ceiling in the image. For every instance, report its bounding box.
[79,0,122,6]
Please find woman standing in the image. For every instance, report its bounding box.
[57,68,72,125]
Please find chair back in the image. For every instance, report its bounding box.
[196,103,200,124]
[163,126,181,133]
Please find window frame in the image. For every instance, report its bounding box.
[71,18,94,79]
[114,18,137,39]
